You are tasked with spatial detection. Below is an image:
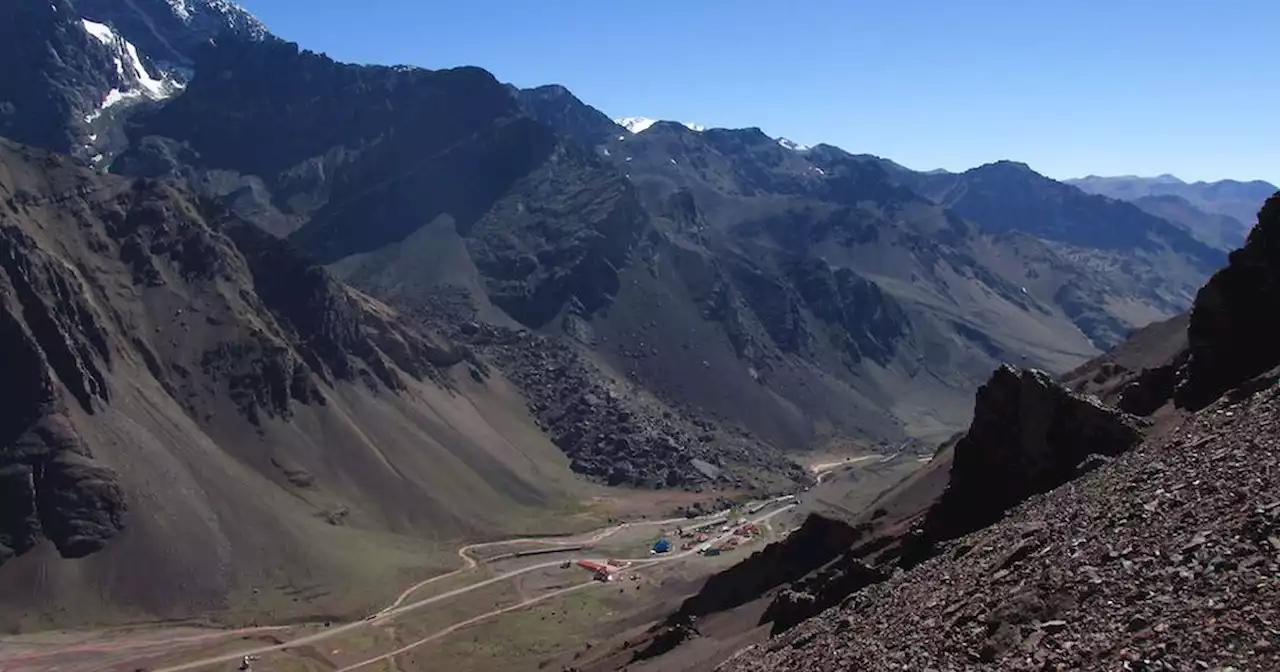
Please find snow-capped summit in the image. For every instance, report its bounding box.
[778,137,810,152]
[161,0,267,37]
[615,116,706,134]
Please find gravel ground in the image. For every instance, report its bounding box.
[726,385,1280,672]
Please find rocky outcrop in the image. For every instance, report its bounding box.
[442,319,806,489]
[0,257,125,566]
[0,0,119,155]
[784,258,907,367]
[922,365,1145,543]
[510,84,622,146]
[636,512,868,660]
[760,558,887,634]
[1176,193,1280,409]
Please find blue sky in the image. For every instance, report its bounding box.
[240,0,1277,184]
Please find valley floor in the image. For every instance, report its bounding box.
[0,492,819,672]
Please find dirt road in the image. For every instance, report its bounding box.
[82,509,737,672]
[335,502,798,671]
[810,454,883,482]
[4,506,765,672]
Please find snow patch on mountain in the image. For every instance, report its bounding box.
[81,19,115,44]
[166,0,192,21]
[616,117,658,133]
[123,41,172,98]
[615,116,707,134]
[79,17,184,124]
[778,138,810,152]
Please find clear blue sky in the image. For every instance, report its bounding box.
[239,0,1277,184]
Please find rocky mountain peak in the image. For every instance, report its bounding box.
[922,364,1146,541]
[77,0,268,68]
[512,83,622,144]
[965,159,1040,180]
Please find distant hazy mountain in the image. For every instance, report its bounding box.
[1129,194,1250,251]
[1067,174,1277,229]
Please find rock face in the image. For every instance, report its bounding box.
[923,365,1145,542]
[0,214,128,564]
[1177,193,1280,409]
[76,0,268,68]
[759,558,887,635]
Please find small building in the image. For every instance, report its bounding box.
[652,538,673,554]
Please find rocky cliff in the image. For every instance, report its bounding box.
[1177,193,1280,409]
[920,366,1146,542]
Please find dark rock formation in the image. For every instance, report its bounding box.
[760,558,887,634]
[922,365,1145,542]
[634,513,869,659]
[439,319,806,489]
[510,84,622,145]
[0,286,125,566]
[1176,193,1280,409]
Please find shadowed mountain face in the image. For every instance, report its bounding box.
[96,36,1226,456]
[0,0,264,164]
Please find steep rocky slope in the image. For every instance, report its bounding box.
[729,386,1280,671]
[616,192,1280,671]
[0,139,587,630]
[114,35,818,486]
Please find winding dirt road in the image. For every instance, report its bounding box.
[129,510,739,672]
[336,502,798,672]
[4,504,790,672]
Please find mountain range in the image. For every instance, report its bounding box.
[1067,173,1278,250]
[0,0,1274,631]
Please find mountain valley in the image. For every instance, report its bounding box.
[0,2,1277,670]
